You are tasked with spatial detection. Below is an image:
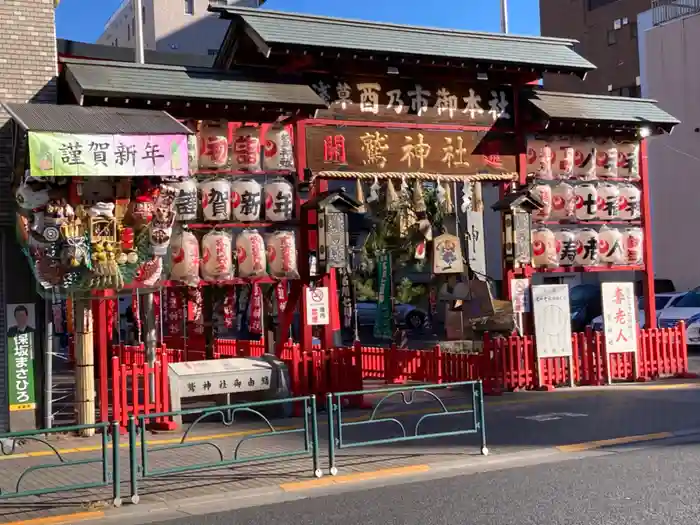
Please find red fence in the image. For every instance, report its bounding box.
[108,324,692,429]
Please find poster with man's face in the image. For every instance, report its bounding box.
[7,303,36,412]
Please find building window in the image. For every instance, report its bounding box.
[184,0,194,15]
[607,29,617,46]
[588,0,619,10]
[208,49,219,56]
[630,21,638,39]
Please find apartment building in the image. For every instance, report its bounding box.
[97,0,263,56]
[540,0,649,95]
[635,1,700,291]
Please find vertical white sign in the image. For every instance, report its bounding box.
[532,284,573,358]
[601,282,638,353]
[306,287,330,326]
[465,209,486,277]
[511,279,531,313]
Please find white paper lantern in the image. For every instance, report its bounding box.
[574,182,598,221]
[574,228,599,266]
[573,140,597,180]
[236,229,267,278]
[598,227,626,265]
[200,179,231,221]
[623,227,644,265]
[552,141,574,179]
[266,231,300,279]
[596,141,619,178]
[264,179,294,222]
[263,125,295,171]
[618,183,641,221]
[527,139,554,180]
[550,182,575,220]
[531,183,552,222]
[200,230,233,281]
[167,179,198,221]
[617,141,640,180]
[232,126,261,172]
[555,229,576,266]
[170,230,200,285]
[532,227,558,267]
[596,183,620,220]
[231,178,262,222]
[198,121,229,169]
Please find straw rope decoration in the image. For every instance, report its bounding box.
[314,171,517,183]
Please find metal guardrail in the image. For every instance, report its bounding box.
[652,0,700,26]
[127,396,321,503]
[0,422,121,506]
[326,381,488,475]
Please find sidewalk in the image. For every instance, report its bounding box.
[2,380,700,523]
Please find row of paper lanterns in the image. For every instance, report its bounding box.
[526,138,640,180]
[165,177,294,223]
[169,229,299,286]
[190,121,295,172]
[531,181,640,222]
[532,226,643,268]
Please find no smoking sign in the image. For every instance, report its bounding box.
[306,287,330,326]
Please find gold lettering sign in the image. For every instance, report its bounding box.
[310,77,514,127]
[306,126,518,175]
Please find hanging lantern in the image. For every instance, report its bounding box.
[263,124,295,171]
[550,182,575,220]
[617,141,640,180]
[573,140,597,180]
[618,183,641,221]
[623,227,644,265]
[574,228,599,266]
[532,227,558,267]
[555,229,576,266]
[169,230,200,286]
[264,178,294,222]
[200,230,233,281]
[266,230,299,279]
[200,179,231,221]
[531,183,552,222]
[598,226,625,265]
[198,120,229,169]
[232,126,261,172]
[231,178,262,222]
[166,178,198,222]
[236,229,267,278]
[596,141,619,178]
[596,182,620,220]
[527,138,554,180]
[552,140,574,179]
[574,182,598,221]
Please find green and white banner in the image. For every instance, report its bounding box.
[7,303,36,412]
[373,253,393,340]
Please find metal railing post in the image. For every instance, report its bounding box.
[112,421,122,506]
[129,415,140,504]
[327,393,337,476]
[310,395,321,478]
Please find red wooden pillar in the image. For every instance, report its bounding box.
[92,289,112,424]
[639,139,657,327]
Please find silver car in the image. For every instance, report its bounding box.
[356,301,427,329]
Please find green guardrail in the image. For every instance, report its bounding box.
[128,395,321,503]
[0,421,121,506]
[326,380,487,475]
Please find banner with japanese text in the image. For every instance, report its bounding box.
[532,284,573,358]
[601,282,638,353]
[28,131,189,177]
[373,253,393,340]
[6,303,37,412]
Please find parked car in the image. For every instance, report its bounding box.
[589,293,685,332]
[356,301,427,329]
[658,290,700,347]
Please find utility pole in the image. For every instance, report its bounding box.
[134,0,145,64]
[500,0,509,34]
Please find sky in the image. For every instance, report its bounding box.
[55,0,541,44]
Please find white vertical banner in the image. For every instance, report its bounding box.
[511,278,531,337]
[601,282,638,353]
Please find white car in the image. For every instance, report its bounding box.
[589,293,685,332]
[658,290,700,346]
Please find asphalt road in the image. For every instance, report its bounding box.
[145,438,700,525]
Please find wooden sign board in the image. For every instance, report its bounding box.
[310,77,515,127]
[306,126,517,175]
